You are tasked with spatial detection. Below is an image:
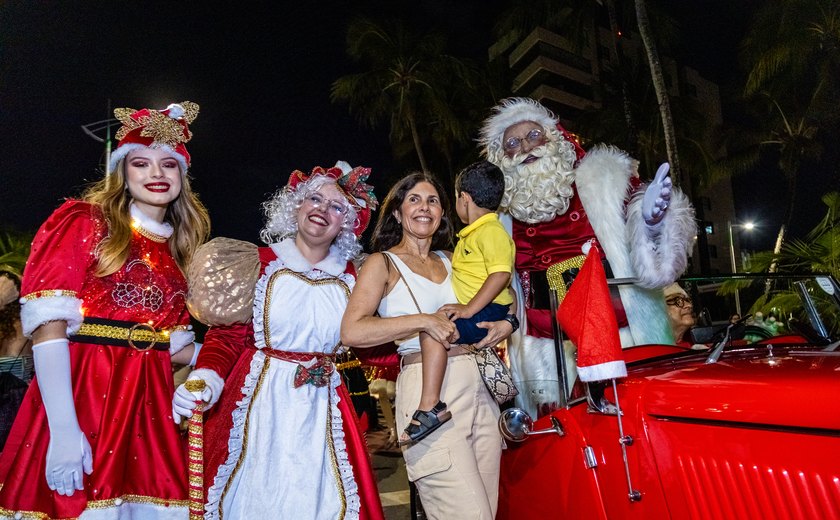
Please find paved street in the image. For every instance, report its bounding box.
[367,428,412,519]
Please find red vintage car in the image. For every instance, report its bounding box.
[497,274,840,519]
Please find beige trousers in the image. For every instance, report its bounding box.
[396,354,503,519]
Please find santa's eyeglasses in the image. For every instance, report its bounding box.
[665,296,693,308]
[503,128,545,153]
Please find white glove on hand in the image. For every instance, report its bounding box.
[172,368,224,425]
[33,338,93,496]
[642,162,673,227]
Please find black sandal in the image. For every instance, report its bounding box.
[399,401,452,446]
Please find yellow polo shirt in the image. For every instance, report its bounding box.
[452,212,515,306]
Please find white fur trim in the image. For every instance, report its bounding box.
[507,333,578,417]
[130,203,174,238]
[205,351,266,519]
[574,145,637,279]
[165,103,185,119]
[573,145,681,346]
[20,295,83,337]
[168,328,194,355]
[269,238,346,276]
[577,360,627,382]
[480,97,558,159]
[109,143,188,174]
[627,187,696,289]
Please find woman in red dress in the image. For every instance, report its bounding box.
[0,102,210,519]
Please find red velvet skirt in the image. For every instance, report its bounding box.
[0,342,188,519]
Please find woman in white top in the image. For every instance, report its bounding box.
[341,172,513,520]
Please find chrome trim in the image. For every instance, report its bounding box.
[583,446,597,469]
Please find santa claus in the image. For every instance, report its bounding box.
[480,97,696,414]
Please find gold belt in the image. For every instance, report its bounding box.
[70,317,177,351]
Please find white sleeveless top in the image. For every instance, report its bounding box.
[377,251,457,355]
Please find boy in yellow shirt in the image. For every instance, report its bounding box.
[401,161,516,445]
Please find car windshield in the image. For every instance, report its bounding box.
[679,274,840,346]
[514,274,840,417]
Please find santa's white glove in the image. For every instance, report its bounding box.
[33,338,93,496]
[172,368,224,424]
[642,162,673,227]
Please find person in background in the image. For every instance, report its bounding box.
[0,270,33,451]
[173,163,384,519]
[663,283,697,347]
[0,102,209,519]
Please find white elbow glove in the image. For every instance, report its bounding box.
[172,368,224,425]
[33,338,93,496]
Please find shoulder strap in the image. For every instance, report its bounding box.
[383,252,422,313]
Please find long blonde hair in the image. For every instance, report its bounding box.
[83,158,211,276]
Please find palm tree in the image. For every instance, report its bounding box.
[0,230,32,276]
[711,90,824,256]
[748,192,840,280]
[736,192,840,335]
[634,0,687,195]
[741,0,840,113]
[331,17,479,178]
[735,0,840,250]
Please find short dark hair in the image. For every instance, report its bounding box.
[370,172,454,252]
[455,161,504,211]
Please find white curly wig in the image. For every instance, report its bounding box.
[260,175,362,261]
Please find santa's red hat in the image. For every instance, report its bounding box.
[287,161,379,236]
[557,245,627,382]
[109,101,199,173]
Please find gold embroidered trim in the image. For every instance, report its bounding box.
[336,359,361,371]
[114,101,199,147]
[546,255,586,304]
[326,384,347,518]
[131,220,169,243]
[183,379,206,393]
[0,493,189,519]
[219,355,270,520]
[21,290,77,301]
[75,322,173,344]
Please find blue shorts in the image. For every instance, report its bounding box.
[454,302,510,344]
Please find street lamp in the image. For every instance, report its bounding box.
[727,220,755,316]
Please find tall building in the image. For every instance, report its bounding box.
[489,25,742,274]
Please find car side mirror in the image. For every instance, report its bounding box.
[499,408,564,442]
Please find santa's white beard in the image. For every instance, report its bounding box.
[499,138,578,224]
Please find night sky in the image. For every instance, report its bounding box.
[0,1,821,252]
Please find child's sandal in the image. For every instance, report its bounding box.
[399,401,452,446]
